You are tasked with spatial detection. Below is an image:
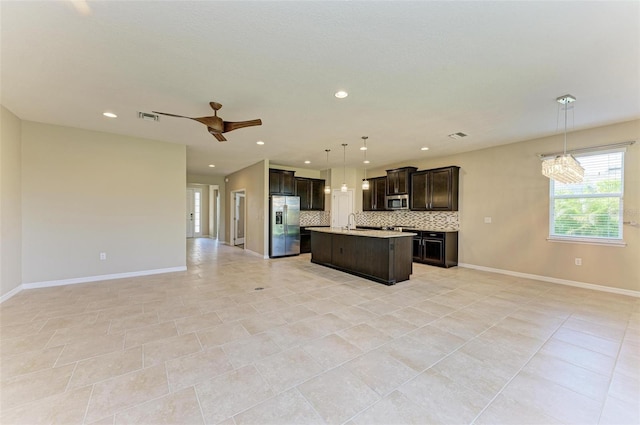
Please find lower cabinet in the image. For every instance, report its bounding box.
[411,231,458,268]
[300,228,311,254]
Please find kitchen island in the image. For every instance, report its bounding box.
[308,227,415,285]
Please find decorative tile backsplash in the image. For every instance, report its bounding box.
[300,211,331,226]
[300,210,459,231]
[357,211,459,231]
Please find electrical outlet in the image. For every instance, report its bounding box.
[100,252,107,261]
[574,257,582,266]
[484,217,492,224]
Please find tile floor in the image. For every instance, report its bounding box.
[1,238,638,424]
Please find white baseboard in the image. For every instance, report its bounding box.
[1,266,187,304]
[459,263,639,298]
[0,285,24,303]
[242,248,269,259]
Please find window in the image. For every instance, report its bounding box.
[549,150,625,245]
[194,191,201,234]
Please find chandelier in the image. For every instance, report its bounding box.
[541,95,584,184]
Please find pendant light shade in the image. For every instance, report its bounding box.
[324,149,331,194]
[541,95,584,184]
[361,136,370,190]
[341,143,348,192]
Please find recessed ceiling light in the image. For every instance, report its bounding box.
[304,160,311,164]
[256,141,265,145]
[421,147,429,151]
[360,146,367,151]
[363,160,370,164]
[208,164,215,168]
[334,91,348,99]
[103,112,117,118]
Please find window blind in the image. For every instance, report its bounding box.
[550,150,624,241]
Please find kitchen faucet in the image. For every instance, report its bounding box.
[347,213,356,230]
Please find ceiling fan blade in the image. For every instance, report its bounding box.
[152,111,193,119]
[223,119,262,133]
[208,128,226,141]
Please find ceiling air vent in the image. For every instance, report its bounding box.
[138,112,159,121]
[448,132,468,140]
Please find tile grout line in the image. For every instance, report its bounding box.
[595,311,635,424]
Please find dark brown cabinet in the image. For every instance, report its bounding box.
[295,177,325,211]
[386,167,417,195]
[363,177,387,211]
[410,231,458,268]
[300,227,311,254]
[269,169,295,195]
[310,231,332,264]
[410,166,459,211]
[310,230,413,285]
[331,234,359,270]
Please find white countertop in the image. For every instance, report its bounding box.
[307,227,416,238]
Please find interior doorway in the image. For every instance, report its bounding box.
[331,189,354,228]
[186,188,203,238]
[230,189,246,248]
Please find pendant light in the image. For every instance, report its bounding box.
[341,143,348,192]
[324,149,331,194]
[541,94,585,184]
[361,136,370,190]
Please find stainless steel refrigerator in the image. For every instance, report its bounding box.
[269,195,300,258]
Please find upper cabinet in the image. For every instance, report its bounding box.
[363,176,387,211]
[269,169,295,195]
[386,167,417,195]
[411,166,459,211]
[295,177,325,211]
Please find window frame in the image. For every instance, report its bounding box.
[547,148,626,246]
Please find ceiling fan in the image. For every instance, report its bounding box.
[153,101,262,142]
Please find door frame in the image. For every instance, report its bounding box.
[230,189,246,248]
[186,187,203,238]
[186,188,195,238]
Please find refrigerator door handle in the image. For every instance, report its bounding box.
[283,204,288,234]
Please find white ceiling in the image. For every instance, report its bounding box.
[2,1,639,176]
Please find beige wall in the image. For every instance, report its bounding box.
[0,106,23,297]
[368,119,640,292]
[225,160,268,256]
[21,122,187,283]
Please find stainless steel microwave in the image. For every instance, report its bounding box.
[386,194,409,210]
